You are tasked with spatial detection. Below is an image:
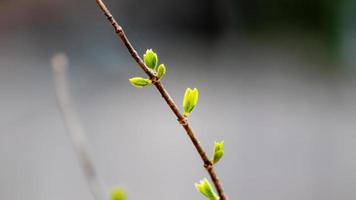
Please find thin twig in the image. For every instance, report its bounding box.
[95,1,228,199]
[51,53,107,200]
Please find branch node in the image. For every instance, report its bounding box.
[204,162,213,170]
[178,117,188,126]
[151,76,159,85]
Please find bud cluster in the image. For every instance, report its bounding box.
[129,49,166,88]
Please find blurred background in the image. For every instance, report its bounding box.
[1,0,356,200]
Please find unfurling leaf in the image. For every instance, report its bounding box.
[183,88,199,117]
[143,49,158,70]
[129,77,151,88]
[111,188,127,200]
[212,141,224,165]
[195,178,219,200]
[157,64,166,80]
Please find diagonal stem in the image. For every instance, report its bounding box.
[95,1,228,200]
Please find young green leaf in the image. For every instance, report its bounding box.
[111,188,127,200]
[183,88,199,117]
[156,64,166,80]
[212,141,224,165]
[195,178,219,200]
[143,49,158,70]
[129,77,151,88]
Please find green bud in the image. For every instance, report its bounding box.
[156,64,166,80]
[212,141,224,165]
[143,49,158,70]
[111,188,126,200]
[195,178,219,200]
[183,88,199,117]
[129,77,151,88]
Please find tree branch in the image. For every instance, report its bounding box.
[95,1,228,200]
[51,53,107,200]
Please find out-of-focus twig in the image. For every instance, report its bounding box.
[51,53,107,200]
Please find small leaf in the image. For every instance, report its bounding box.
[212,141,224,165]
[195,178,219,200]
[156,64,166,80]
[183,88,199,117]
[129,77,151,88]
[143,49,158,70]
[111,188,126,200]
[191,88,199,106]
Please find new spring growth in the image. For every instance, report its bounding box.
[144,49,166,79]
[195,178,219,200]
[129,77,152,88]
[129,50,166,88]
[143,49,158,71]
[212,141,224,165]
[156,64,166,80]
[111,188,127,200]
[183,88,199,117]
[97,4,228,199]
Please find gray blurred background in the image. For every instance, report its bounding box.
[1,0,356,200]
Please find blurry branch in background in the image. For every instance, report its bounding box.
[51,53,108,200]
[95,1,228,200]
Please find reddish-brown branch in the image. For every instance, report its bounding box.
[95,1,228,200]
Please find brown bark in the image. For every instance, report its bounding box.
[95,1,228,199]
